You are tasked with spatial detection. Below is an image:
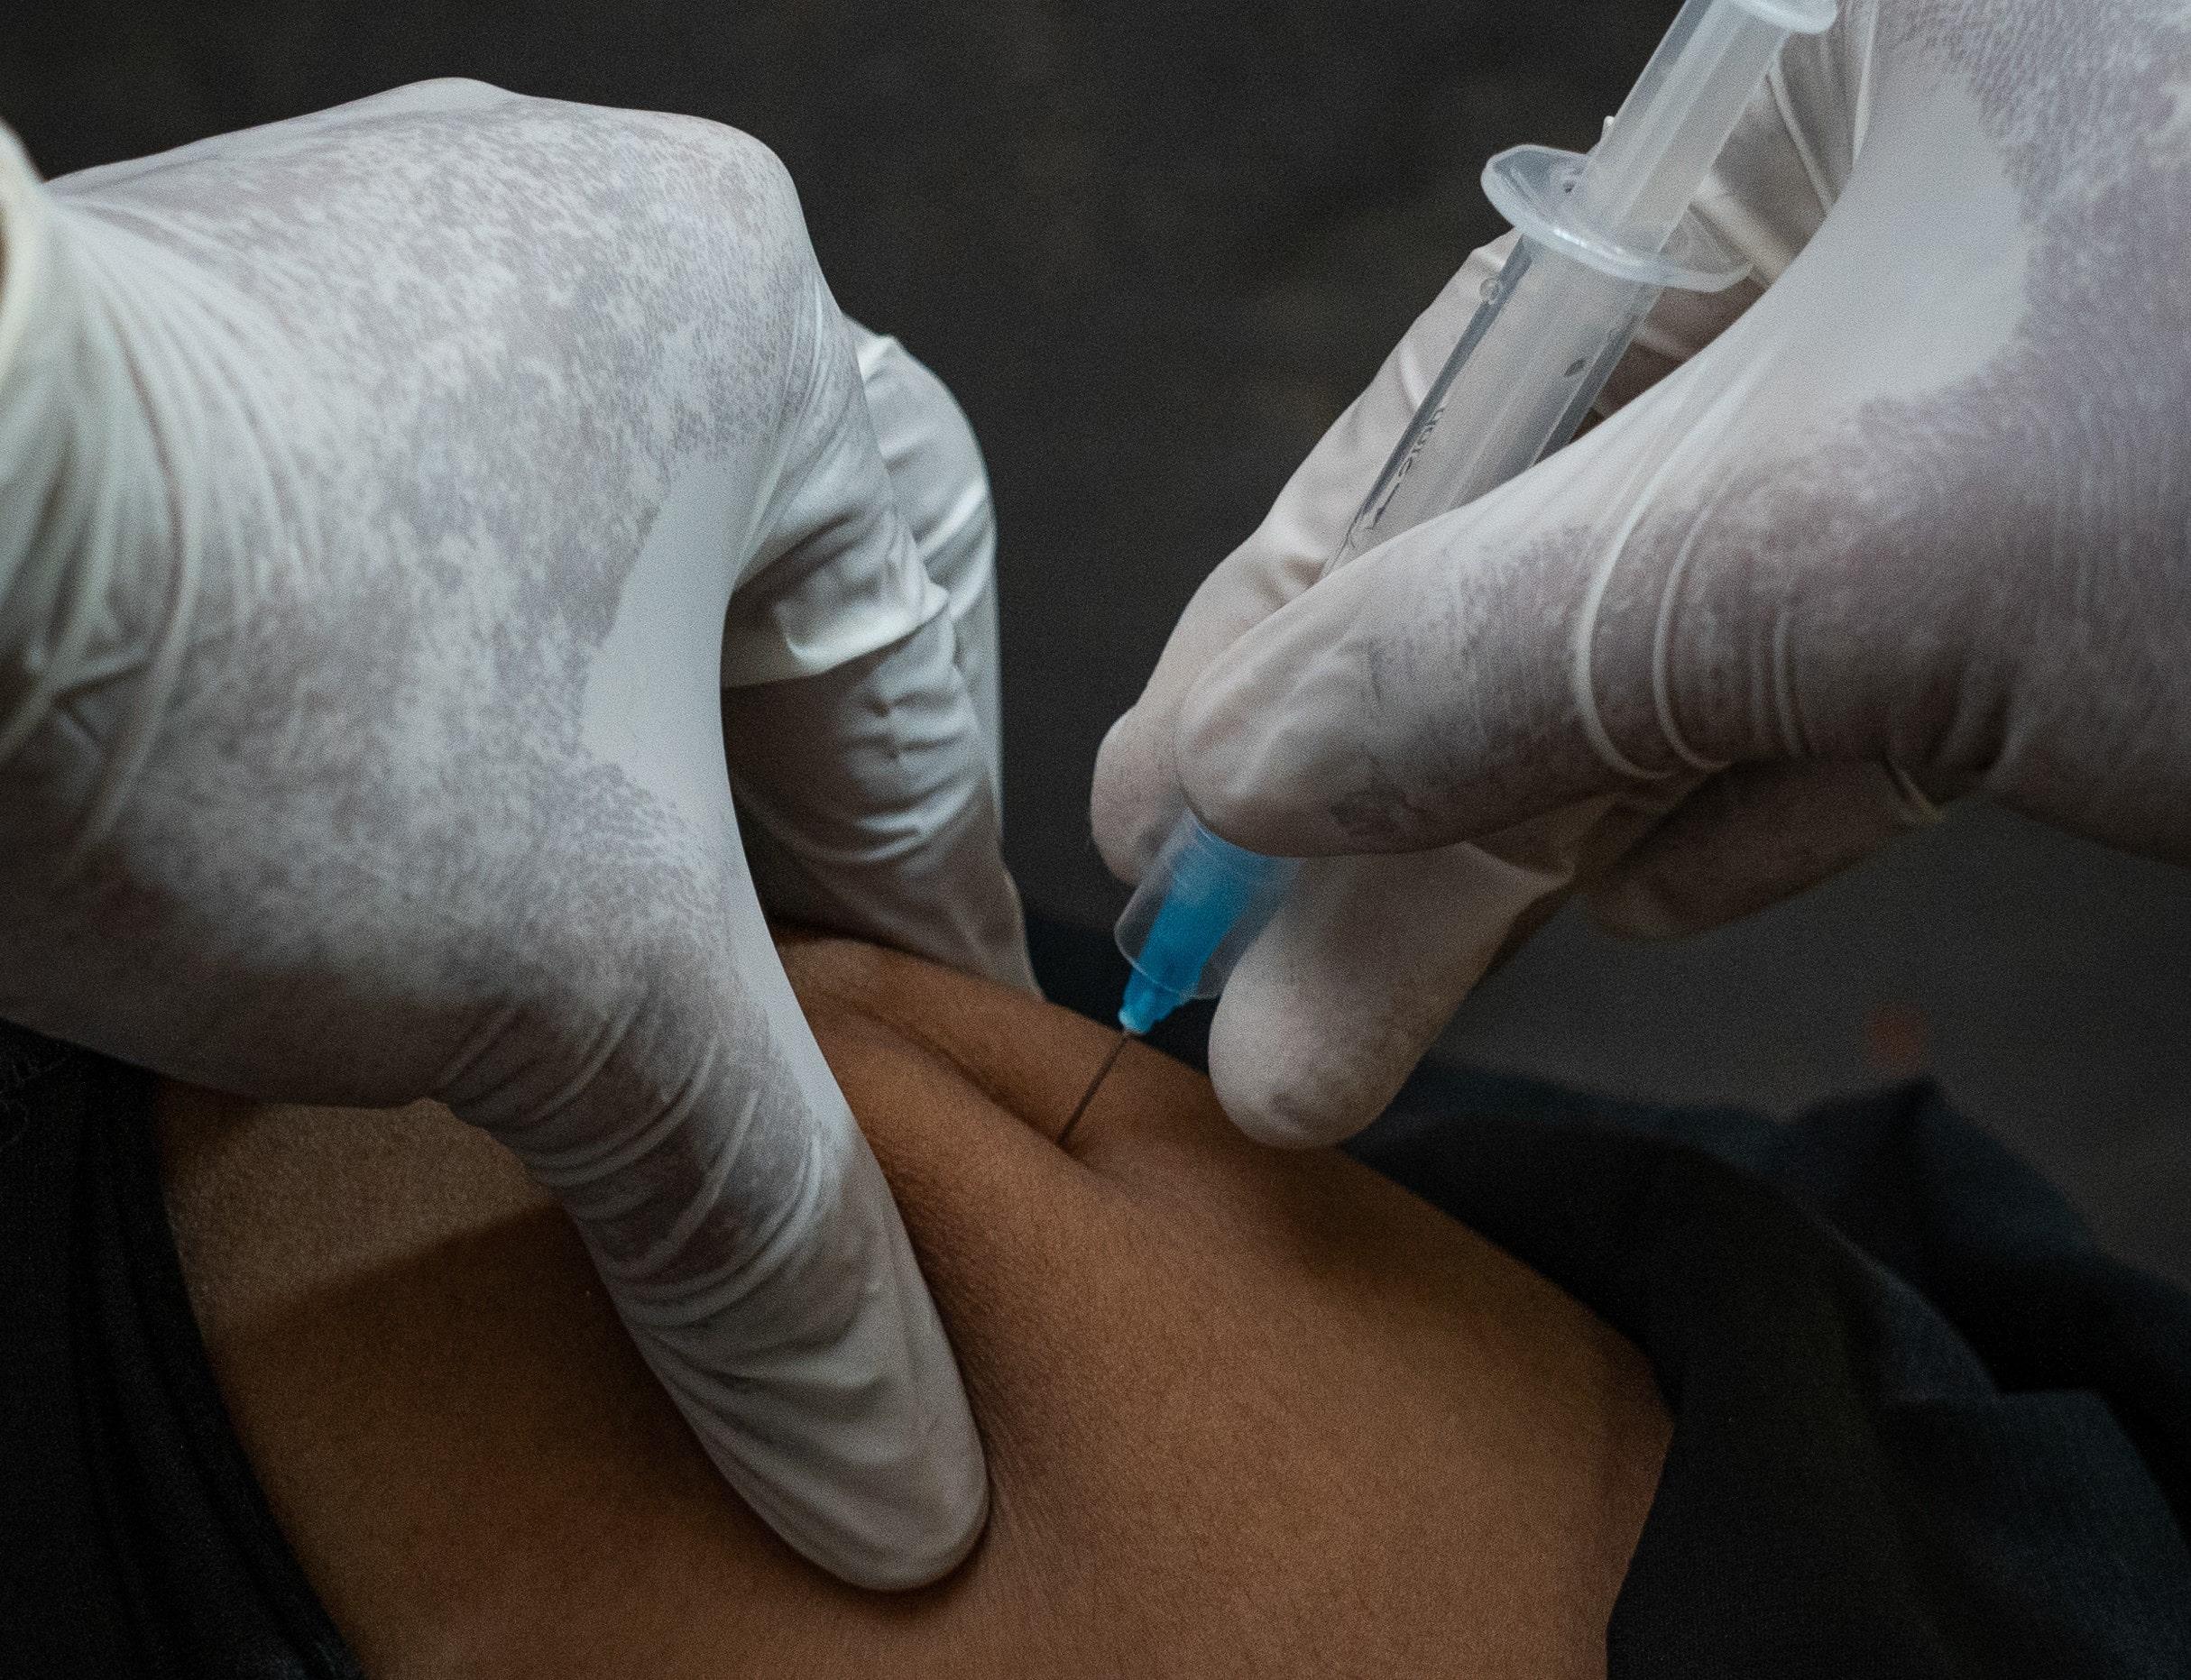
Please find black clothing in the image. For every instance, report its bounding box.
[1358,1071,2191,1678]
[2,919,2186,1676]
[0,1024,360,1679]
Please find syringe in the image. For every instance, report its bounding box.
[1096,0,1838,1073]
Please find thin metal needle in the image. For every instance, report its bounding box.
[1056,1026,1130,1149]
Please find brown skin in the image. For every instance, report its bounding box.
[158,934,1669,1678]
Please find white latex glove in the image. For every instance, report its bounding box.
[1096,0,2191,1147]
[0,81,1035,1588]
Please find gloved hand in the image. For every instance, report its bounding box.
[0,81,1033,1588]
[1096,0,2190,1147]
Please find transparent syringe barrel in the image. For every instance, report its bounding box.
[1335,236,1661,570]
[1582,0,1834,243]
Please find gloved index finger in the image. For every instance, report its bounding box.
[1091,241,1510,885]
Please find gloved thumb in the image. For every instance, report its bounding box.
[437,880,986,1590]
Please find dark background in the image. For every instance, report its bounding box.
[8,2,2187,1283]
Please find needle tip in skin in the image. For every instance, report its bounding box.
[1056,1027,1131,1149]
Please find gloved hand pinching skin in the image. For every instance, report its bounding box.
[1096,0,2191,1148]
[0,80,1033,1588]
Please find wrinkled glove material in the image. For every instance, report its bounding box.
[1096,0,2191,1148]
[0,82,1034,1588]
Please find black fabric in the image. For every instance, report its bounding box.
[0,1022,363,1680]
[1356,1073,2191,1679]
[5,917,2187,1675]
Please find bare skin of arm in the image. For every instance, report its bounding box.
[157,934,1669,1678]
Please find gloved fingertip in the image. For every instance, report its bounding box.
[1171,666,1254,811]
[811,1455,990,1592]
[1221,1097,1359,1152]
[708,1309,991,1593]
[1207,1009,1379,1152]
[621,1136,991,1592]
[1090,708,1181,885]
[1173,613,1372,858]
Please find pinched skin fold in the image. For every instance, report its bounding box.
[161,932,1671,1678]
